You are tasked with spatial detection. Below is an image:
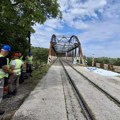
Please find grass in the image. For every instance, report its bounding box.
[28,64,50,89]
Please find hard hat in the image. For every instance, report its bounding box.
[13,52,19,57]
[1,45,11,52]
[28,52,32,56]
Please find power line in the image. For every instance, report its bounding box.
[32,34,41,47]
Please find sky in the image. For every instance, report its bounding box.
[31,0,120,58]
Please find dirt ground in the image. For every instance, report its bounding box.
[0,65,49,120]
[0,78,35,120]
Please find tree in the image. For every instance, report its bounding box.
[114,58,120,66]
[0,0,61,52]
[91,57,120,66]
[87,57,92,66]
[32,47,48,66]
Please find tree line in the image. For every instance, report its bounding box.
[87,57,120,66]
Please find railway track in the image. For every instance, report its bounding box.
[60,59,95,120]
[61,59,120,107]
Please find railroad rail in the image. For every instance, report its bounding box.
[62,59,120,107]
[60,59,95,120]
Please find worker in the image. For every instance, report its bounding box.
[3,57,10,97]
[0,44,14,115]
[26,52,33,77]
[8,52,23,95]
[19,52,26,83]
[3,54,14,98]
[19,52,23,61]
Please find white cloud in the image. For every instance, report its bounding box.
[79,20,120,42]
[31,0,120,57]
[103,1,120,19]
[43,19,63,29]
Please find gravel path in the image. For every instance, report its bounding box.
[0,79,32,120]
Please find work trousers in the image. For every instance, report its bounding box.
[8,75,20,93]
[0,78,4,103]
[27,64,32,73]
[27,64,33,76]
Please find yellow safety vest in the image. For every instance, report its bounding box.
[27,56,33,64]
[20,56,23,61]
[9,59,12,66]
[0,54,6,79]
[13,59,22,75]
[4,58,10,78]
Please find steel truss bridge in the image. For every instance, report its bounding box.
[48,34,85,65]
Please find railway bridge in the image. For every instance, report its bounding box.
[47,34,85,65]
[12,35,120,120]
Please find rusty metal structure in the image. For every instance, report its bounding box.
[47,34,85,65]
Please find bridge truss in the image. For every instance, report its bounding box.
[48,34,85,65]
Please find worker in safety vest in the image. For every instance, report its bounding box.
[0,44,14,115]
[3,57,10,97]
[26,52,33,77]
[8,52,23,95]
[19,52,26,83]
[19,52,23,61]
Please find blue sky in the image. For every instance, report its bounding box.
[31,0,120,58]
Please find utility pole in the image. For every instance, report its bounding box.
[28,31,31,53]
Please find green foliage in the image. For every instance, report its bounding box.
[29,64,49,86]
[95,57,110,64]
[86,57,92,66]
[114,58,120,66]
[0,0,61,52]
[32,47,49,66]
[87,57,120,66]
